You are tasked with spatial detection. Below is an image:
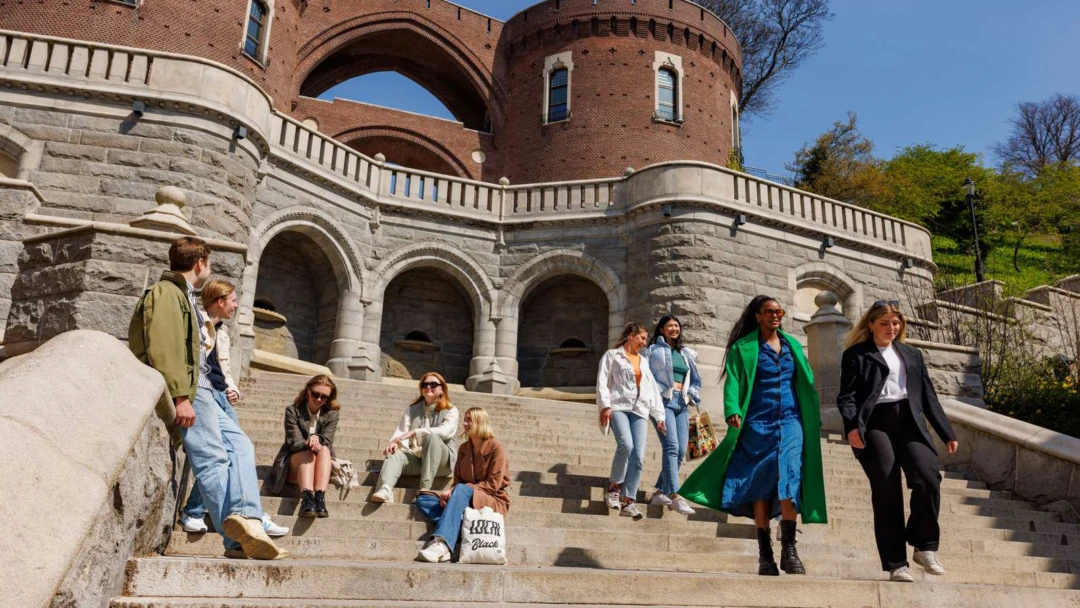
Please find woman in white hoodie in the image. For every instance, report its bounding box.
[597,322,667,520]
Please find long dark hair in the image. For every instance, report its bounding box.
[720,295,779,379]
[652,314,684,350]
[614,322,649,348]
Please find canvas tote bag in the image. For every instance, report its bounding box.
[686,405,719,461]
[458,506,508,565]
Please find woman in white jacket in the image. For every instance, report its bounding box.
[597,322,667,520]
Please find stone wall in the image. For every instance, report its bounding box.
[0,181,46,347]
[517,275,609,388]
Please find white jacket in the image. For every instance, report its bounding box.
[596,347,665,422]
[215,322,239,396]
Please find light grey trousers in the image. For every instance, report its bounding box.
[376,432,453,491]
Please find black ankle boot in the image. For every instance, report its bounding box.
[757,527,779,576]
[299,490,317,518]
[780,520,806,574]
[314,490,329,518]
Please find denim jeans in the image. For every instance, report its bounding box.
[653,391,690,495]
[181,386,263,550]
[183,389,240,520]
[415,484,474,551]
[609,410,649,502]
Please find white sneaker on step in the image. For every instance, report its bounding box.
[261,513,289,537]
[889,566,915,582]
[669,496,696,516]
[620,501,644,520]
[418,538,451,563]
[371,487,394,504]
[913,550,945,575]
[604,487,621,509]
[180,514,208,533]
[650,492,673,506]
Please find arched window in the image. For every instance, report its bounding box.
[548,67,569,123]
[244,0,270,63]
[657,67,679,122]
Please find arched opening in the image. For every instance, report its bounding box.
[343,131,464,176]
[0,150,17,178]
[379,267,475,384]
[517,275,609,388]
[301,28,491,131]
[253,231,341,365]
[320,72,456,122]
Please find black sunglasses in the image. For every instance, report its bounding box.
[420,381,442,390]
[309,390,330,402]
[872,300,900,308]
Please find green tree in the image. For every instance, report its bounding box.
[787,112,886,208]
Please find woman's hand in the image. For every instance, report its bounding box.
[383,439,400,456]
[847,429,865,449]
[307,435,322,452]
[599,407,613,427]
[946,440,959,455]
[656,420,667,435]
[726,415,741,429]
[439,488,453,507]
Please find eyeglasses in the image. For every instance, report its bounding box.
[309,391,330,402]
[420,382,442,390]
[760,309,786,318]
[872,300,900,308]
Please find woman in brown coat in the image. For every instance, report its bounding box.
[267,375,341,518]
[415,406,510,562]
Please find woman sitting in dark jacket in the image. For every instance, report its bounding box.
[267,374,341,518]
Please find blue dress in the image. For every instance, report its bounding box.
[721,338,804,519]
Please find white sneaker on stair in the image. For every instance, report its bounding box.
[180,514,208,534]
[889,566,915,582]
[371,487,394,504]
[262,513,289,537]
[650,492,673,506]
[418,538,451,563]
[669,495,696,516]
[913,550,946,575]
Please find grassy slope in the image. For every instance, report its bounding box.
[932,233,1076,294]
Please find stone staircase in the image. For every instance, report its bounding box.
[110,370,1080,607]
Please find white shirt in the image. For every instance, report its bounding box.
[876,344,909,404]
[596,348,666,423]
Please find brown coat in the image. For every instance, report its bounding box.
[454,437,511,516]
[267,403,339,495]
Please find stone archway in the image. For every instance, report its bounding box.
[516,275,610,388]
[789,262,863,330]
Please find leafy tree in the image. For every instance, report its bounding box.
[695,0,833,118]
[786,112,886,208]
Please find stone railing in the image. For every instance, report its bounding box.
[0,29,931,261]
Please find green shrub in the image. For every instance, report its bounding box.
[985,356,1080,438]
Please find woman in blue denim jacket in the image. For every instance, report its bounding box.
[646,315,703,515]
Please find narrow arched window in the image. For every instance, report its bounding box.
[244,0,269,61]
[548,67,569,122]
[657,67,678,122]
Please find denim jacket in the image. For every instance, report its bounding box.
[596,347,666,423]
[647,337,703,406]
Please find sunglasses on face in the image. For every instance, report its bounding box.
[309,391,331,402]
[760,309,786,318]
[872,300,901,308]
[420,382,442,390]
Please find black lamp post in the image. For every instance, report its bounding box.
[963,177,985,282]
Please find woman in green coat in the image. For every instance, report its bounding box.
[680,295,827,576]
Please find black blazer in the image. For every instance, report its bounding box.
[836,340,956,454]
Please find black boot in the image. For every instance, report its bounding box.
[314,490,329,518]
[757,527,779,576]
[780,520,806,574]
[299,490,317,518]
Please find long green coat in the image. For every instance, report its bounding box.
[680,329,828,524]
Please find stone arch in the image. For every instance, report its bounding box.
[0,124,42,179]
[338,126,469,178]
[369,241,496,319]
[248,207,366,295]
[502,249,626,334]
[788,262,863,324]
[296,9,500,132]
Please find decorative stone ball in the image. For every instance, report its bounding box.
[814,290,839,309]
[499,177,510,186]
[156,186,187,209]
[374,153,386,162]
[624,167,635,176]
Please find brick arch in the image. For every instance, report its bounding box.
[337,126,470,178]
[296,9,501,132]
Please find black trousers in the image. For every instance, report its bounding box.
[857,400,942,571]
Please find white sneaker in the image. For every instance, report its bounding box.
[650,492,673,506]
[913,550,945,575]
[371,487,394,504]
[604,487,621,510]
[262,514,289,538]
[669,495,696,516]
[180,514,208,533]
[417,538,451,563]
[889,566,915,582]
[620,501,644,520]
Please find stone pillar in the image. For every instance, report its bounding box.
[356,297,384,382]
[467,314,513,395]
[804,291,851,433]
[325,290,362,378]
[491,301,521,392]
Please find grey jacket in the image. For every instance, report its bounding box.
[267,403,340,495]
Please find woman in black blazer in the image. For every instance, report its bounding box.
[267,375,341,518]
[836,301,958,583]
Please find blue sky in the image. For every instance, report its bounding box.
[320,0,1080,177]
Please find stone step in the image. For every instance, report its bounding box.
[112,600,718,608]
[121,558,1080,605]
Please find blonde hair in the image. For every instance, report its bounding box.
[462,407,495,440]
[843,303,908,350]
[201,279,235,310]
[413,372,453,412]
[293,374,341,411]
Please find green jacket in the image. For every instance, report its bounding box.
[679,329,828,524]
[128,271,200,401]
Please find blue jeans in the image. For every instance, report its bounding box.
[415,484,474,551]
[183,389,240,520]
[181,386,263,550]
[654,391,690,495]
[610,410,648,502]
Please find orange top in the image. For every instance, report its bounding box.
[628,352,642,386]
